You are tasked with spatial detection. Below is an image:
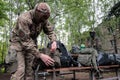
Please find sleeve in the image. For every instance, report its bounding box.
[16,18,40,58]
[43,21,57,42]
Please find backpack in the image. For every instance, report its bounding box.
[5,50,17,64]
[5,47,18,73]
[97,52,120,65]
[114,54,120,64]
[47,41,78,67]
[70,45,80,54]
[97,52,113,66]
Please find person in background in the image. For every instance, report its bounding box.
[86,37,102,52]
[78,43,103,79]
[7,2,60,80]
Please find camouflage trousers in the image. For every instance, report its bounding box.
[10,50,35,80]
[10,48,61,80]
[79,48,99,72]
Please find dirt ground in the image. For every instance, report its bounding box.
[0,73,11,80]
[0,71,117,80]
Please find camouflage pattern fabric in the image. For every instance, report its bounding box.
[7,8,57,80]
[35,48,61,70]
[77,48,99,72]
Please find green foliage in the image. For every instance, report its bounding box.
[0,1,8,19]
[0,41,7,64]
[0,0,9,26]
[0,67,5,73]
[59,0,93,45]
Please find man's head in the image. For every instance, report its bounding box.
[34,2,51,22]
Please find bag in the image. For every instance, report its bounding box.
[5,48,17,73]
[5,48,17,64]
[60,53,72,67]
[70,45,80,54]
[5,42,22,64]
[115,54,120,65]
[114,54,120,64]
[98,53,120,65]
[47,41,78,67]
[97,52,113,66]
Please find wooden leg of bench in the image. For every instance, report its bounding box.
[52,72,56,80]
[35,65,40,80]
[51,67,56,80]
[72,70,76,80]
[89,70,95,80]
[115,69,120,80]
[43,73,47,80]
[34,71,38,80]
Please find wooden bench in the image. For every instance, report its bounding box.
[35,65,120,80]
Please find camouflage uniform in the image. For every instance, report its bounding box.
[78,48,98,72]
[9,9,58,80]
[78,47,103,78]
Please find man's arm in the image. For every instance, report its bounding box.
[43,21,56,41]
[43,21,57,52]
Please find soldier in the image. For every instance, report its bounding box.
[78,44,103,79]
[8,2,59,80]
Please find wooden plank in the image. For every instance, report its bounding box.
[45,66,92,72]
[100,77,118,80]
[36,65,120,80]
[98,65,119,69]
[45,65,120,72]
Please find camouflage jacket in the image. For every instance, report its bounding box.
[10,10,56,57]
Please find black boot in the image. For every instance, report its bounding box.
[70,56,78,67]
[95,71,103,79]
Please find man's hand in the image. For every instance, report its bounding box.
[50,41,57,53]
[39,53,55,66]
